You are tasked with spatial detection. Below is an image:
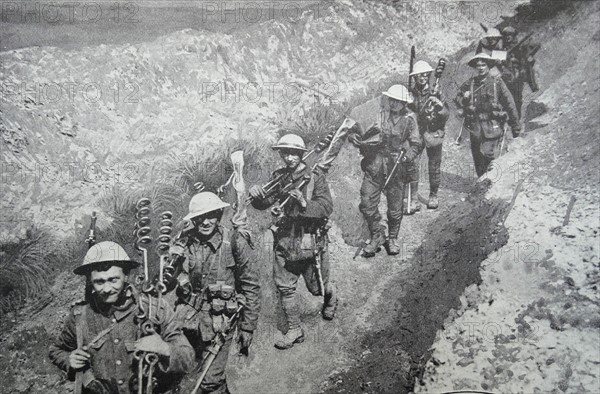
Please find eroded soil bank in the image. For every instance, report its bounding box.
[322,182,510,393]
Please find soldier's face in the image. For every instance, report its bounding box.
[389,98,406,112]
[485,37,500,47]
[503,34,515,44]
[415,73,430,86]
[90,266,126,305]
[194,211,221,237]
[279,149,302,169]
[475,60,490,77]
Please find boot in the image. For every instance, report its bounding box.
[427,192,439,209]
[363,228,385,258]
[274,327,305,350]
[322,283,338,320]
[386,238,401,256]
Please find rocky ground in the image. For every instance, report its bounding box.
[1,0,598,393]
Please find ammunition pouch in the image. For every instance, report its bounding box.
[207,283,238,317]
[276,218,328,263]
[278,233,317,262]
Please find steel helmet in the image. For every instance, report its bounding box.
[271,134,307,152]
[183,191,230,221]
[484,28,502,38]
[468,52,494,67]
[501,26,517,36]
[410,60,434,76]
[382,84,413,103]
[74,241,139,275]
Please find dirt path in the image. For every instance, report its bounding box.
[203,142,479,394]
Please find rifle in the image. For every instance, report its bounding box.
[246,131,334,206]
[480,23,488,32]
[269,172,313,233]
[383,149,406,191]
[408,46,416,90]
[75,212,98,394]
[500,122,509,155]
[420,58,447,120]
[313,220,329,297]
[506,32,534,56]
[85,212,97,248]
[190,305,244,394]
[521,43,540,92]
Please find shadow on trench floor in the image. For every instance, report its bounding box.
[322,179,510,394]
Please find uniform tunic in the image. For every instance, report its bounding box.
[456,74,521,177]
[252,164,333,329]
[49,286,194,394]
[174,226,260,393]
[408,84,449,193]
[357,108,422,238]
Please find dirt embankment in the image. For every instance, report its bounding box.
[1,0,598,394]
[416,2,600,393]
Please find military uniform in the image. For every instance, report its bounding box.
[357,107,422,241]
[456,73,521,177]
[409,84,449,204]
[252,164,333,331]
[49,285,195,394]
[173,226,260,394]
[499,38,540,118]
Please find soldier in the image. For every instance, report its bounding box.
[49,241,195,394]
[249,133,337,349]
[476,28,503,55]
[500,26,540,118]
[455,53,522,178]
[408,60,449,210]
[168,191,261,393]
[348,85,422,257]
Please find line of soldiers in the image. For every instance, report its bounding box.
[47,25,539,394]
[457,25,539,177]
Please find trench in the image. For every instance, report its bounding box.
[323,180,510,393]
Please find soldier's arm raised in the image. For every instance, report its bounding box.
[250,172,282,210]
[231,231,261,333]
[457,79,474,107]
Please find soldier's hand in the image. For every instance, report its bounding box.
[69,347,91,370]
[169,244,185,257]
[270,206,282,217]
[463,91,471,100]
[238,330,253,356]
[429,97,444,109]
[249,185,266,200]
[135,334,171,357]
[348,133,361,147]
[289,189,307,208]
